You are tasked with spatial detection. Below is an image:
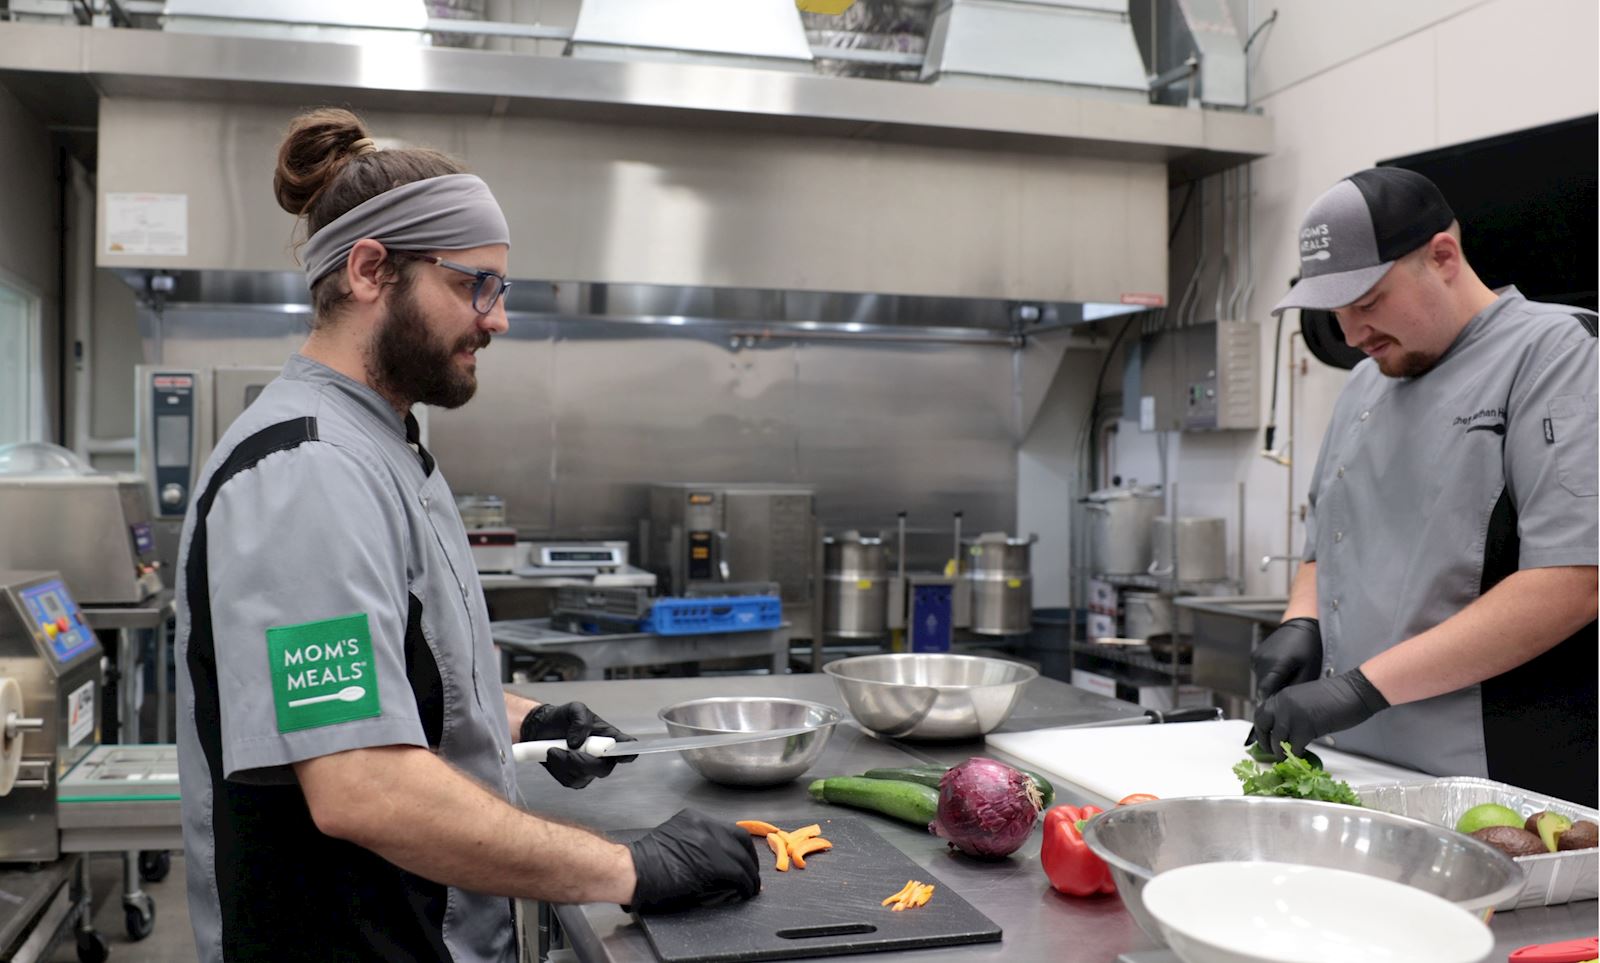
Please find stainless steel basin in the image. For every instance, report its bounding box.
[1173,596,1288,702]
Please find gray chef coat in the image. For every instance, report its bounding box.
[1304,288,1597,802]
[175,354,519,962]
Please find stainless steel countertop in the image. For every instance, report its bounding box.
[508,674,1596,963]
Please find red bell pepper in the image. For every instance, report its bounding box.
[1041,805,1116,897]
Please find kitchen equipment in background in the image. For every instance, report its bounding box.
[823,652,1037,740]
[0,571,104,861]
[1122,591,1172,640]
[1086,577,1118,640]
[1149,516,1228,583]
[966,531,1034,636]
[822,530,887,639]
[0,444,163,604]
[1136,320,1261,432]
[1084,486,1163,576]
[1358,776,1598,910]
[455,493,506,528]
[1081,795,1524,947]
[625,814,1001,962]
[1141,861,1494,963]
[905,575,955,653]
[134,364,279,520]
[656,696,841,786]
[644,483,818,638]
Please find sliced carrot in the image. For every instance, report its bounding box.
[790,836,831,869]
[880,879,916,906]
[737,820,781,837]
[765,832,790,872]
[788,824,822,841]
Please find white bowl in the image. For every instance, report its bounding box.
[1141,861,1493,963]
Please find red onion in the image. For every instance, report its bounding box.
[929,757,1043,859]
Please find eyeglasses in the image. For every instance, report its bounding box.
[395,252,511,315]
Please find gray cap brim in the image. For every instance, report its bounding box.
[1270,261,1394,316]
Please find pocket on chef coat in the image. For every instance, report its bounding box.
[1548,393,1598,497]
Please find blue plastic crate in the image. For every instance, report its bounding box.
[643,595,782,636]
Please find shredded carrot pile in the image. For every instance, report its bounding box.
[738,819,833,872]
[880,879,934,911]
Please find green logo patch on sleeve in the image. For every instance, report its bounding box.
[266,613,382,733]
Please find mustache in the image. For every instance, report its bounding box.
[457,331,492,353]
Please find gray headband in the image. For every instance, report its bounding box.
[301,173,510,288]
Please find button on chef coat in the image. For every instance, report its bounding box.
[1302,289,1596,801]
[176,354,518,963]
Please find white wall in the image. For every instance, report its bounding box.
[1018,350,1103,606]
[1109,0,1598,596]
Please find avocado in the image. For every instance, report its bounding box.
[1525,811,1573,852]
[1456,803,1524,835]
[1558,820,1599,852]
[1471,825,1547,858]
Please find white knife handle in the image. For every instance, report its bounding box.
[511,735,616,764]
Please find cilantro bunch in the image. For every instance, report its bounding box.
[1233,743,1362,806]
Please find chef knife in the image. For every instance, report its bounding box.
[1029,706,1223,731]
[511,727,823,764]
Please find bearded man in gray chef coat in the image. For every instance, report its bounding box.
[1249,167,1598,807]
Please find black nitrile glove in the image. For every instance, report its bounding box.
[1250,668,1390,760]
[519,701,638,789]
[1252,617,1323,701]
[625,809,761,914]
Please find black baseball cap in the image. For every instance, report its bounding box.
[1271,167,1455,316]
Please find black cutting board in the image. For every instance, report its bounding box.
[619,814,1001,963]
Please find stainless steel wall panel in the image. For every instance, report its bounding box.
[545,322,800,538]
[425,318,558,535]
[791,339,1017,548]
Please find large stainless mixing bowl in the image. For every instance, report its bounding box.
[658,697,840,787]
[822,653,1037,740]
[1082,795,1527,944]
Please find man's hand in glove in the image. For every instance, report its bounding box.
[1250,668,1390,760]
[520,701,638,789]
[1252,617,1323,701]
[626,809,761,914]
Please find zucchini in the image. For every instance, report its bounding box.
[859,764,1056,809]
[808,776,939,826]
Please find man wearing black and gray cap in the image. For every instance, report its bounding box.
[176,109,759,962]
[1247,167,1598,805]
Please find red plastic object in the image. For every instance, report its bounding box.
[1509,936,1599,963]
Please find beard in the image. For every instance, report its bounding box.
[1376,349,1437,379]
[366,281,489,410]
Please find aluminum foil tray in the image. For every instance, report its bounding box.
[1357,776,1598,910]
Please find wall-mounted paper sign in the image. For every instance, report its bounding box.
[105,192,188,256]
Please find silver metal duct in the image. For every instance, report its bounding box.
[569,0,814,71]
[1133,0,1247,109]
[921,0,1149,100]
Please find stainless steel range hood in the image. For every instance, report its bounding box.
[922,0,1149,99]
[570,0,815,71]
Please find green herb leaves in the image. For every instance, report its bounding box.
[1233,743,1362,806]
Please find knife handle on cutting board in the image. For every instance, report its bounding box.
[512,735,616,764]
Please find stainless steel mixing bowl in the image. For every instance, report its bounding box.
[822,653,1037,740]
[1082,795,1527,944]
[657,697,840,787]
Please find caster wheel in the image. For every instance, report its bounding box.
[124,894,156,940]
[139,850,171,882]
[76,929,110,963]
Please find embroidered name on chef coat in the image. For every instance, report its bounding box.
[266,613,381,732]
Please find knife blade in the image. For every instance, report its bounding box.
[1049,706,1223,730]
[511,726,822,764]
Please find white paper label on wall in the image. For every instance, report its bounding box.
[67,680,95,748]
[1139,396,1156,431]
[105,193,188,256]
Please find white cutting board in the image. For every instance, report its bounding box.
[986,720,1423,803]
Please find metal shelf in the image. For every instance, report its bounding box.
[1073,640,1192,682]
